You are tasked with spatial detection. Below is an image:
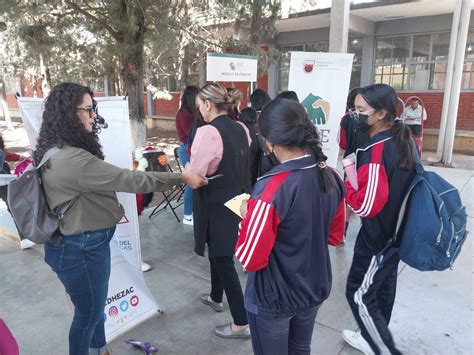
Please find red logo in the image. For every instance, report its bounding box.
[303,60,315,73]
[108,306,119,317]
[130,295,139,307]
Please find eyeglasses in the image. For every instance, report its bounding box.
[76,106,98,118]
[348,108,377,120]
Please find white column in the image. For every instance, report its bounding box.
[441,0,472,165]
[329,0,350,53]
[436,0,462,156]
[361,35,375,86]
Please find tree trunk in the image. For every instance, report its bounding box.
[120,43,146,145]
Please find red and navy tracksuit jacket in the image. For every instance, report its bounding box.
[345,130,416,255]
[235,155,345,317]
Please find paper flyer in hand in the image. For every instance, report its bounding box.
[224,193,250,219]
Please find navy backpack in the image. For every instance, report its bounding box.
[393,162,468,271]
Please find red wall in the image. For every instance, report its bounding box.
[10,88,471,132]
[398,92,474,131]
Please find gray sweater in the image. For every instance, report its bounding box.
[41,146,182,235]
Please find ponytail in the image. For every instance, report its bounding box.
[299,123,338,193]
[391,120,416,170]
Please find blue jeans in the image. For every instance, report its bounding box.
[178,143,193,216]
[247,305,320,355]
[44,227,116,355]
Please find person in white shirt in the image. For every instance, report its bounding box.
[402,99,427,136]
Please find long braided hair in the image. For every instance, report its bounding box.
[34,83,104,166]
[258,98,338,193]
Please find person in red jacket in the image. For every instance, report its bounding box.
[175,85,199,225]
[236,99,345,355]
[342,84,416,355]
[0,134,34,250]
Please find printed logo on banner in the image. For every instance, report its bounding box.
[301,94,331,125]
[106,287,135,305]
[229,62,236,71]
[130,295,140,307]
[109,306,119,317]
[120,300,129,312]
[303,60,315,73]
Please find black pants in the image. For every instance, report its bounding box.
[247,306,319,355]
[209,256,248,326]
[407,125,421,136]
[346,249,401,355]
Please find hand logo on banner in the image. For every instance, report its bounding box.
[301,93,331,125]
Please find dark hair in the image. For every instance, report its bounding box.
[359,84,415,170]
[180,85,199,118]
[249,88,271,111]
[0,134,4,151]
[259,98,338,193]
[346,87,361,111]
[276,90,299,102]
[239,107,258,126]
[34,82,104,166]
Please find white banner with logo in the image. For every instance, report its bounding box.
[18,96,160,341]
[207,53,258,82]
[288,52,354,167]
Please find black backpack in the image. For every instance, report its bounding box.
[7,148,73,243]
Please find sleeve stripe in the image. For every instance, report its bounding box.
[361,164,380,217]
[353,163,375,214]
[242,203,271,268]
[353,163,380,216]
[236,200,265,259]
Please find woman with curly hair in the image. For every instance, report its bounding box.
[36,82,207,355]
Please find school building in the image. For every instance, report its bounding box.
[263,0,474,155]
[2,0,473,155]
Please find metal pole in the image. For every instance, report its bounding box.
[436,0,462,156]
[441,0,472,165]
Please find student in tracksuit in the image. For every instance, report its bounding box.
[342,84,417,355]
[235,98,346,354]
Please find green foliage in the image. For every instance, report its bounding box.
[0,0,282,96]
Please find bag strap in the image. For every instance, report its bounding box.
[37,147,60,170]
[36,146,75,219]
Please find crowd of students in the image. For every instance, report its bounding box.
[174,82,417,355]
[0,80,420,355]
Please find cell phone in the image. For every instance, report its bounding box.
[207,174,224,180]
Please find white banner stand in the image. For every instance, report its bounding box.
[288,52,354,168]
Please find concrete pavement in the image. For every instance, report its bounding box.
[0,165,472,355]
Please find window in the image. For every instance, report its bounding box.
[463,30,474,89]
[278,39,362,92]
[374,29,474,91]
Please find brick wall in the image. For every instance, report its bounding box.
[398,92,474,131]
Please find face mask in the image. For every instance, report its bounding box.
[355,113,370,126]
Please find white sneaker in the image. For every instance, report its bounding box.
[342,330,375,355]
[141,261,152,272]
[20,239,36,250]
[183,215,193,226]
